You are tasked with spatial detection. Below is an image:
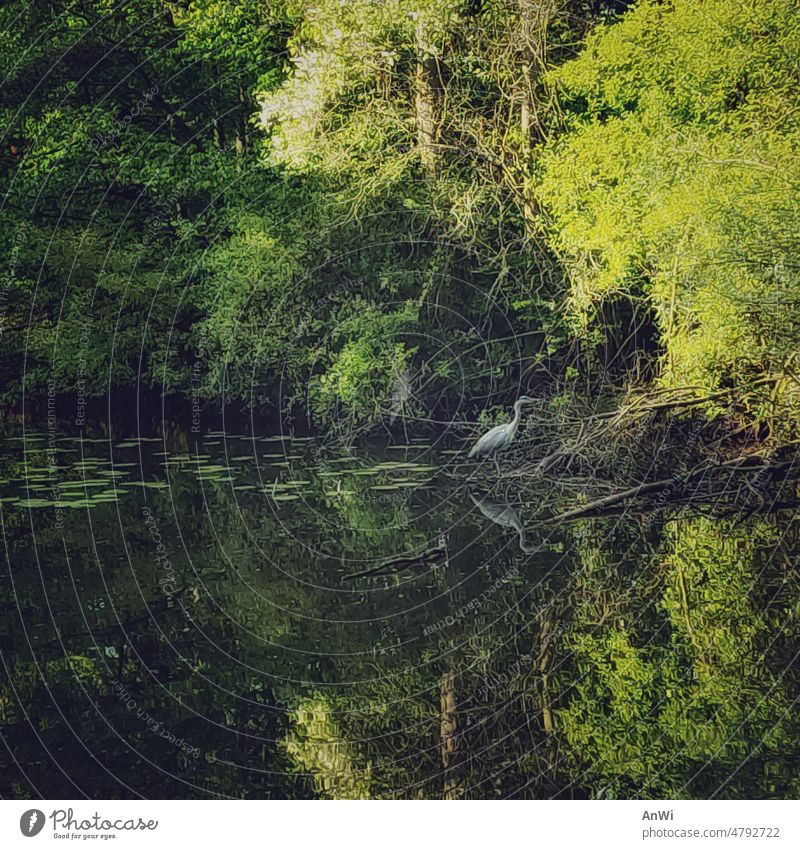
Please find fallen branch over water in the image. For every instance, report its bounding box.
[546,455,799,523]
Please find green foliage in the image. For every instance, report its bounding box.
[539,0,800,436]
[0,0,608,426]
[0,0,290,404]
[5,0,800,439]
[312,302,417,426]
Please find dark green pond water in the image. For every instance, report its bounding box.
[1,426,798,799]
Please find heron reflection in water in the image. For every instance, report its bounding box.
[469,493,536,553]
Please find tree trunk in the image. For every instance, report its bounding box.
[538,608,554,733]
[440,669,463,799]
[517,0,559,231]
[414,16,444,174]
[235,84,247,159]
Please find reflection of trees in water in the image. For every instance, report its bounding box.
[552,517,800,799]
[1,444,798,798]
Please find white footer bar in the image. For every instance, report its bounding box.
[3,800,798,849]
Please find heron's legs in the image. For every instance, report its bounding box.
[494,455,500,475]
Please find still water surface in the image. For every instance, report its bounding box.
[1,427,798,798]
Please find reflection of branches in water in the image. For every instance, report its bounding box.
[308,505,800,799]
[343,537,448,580]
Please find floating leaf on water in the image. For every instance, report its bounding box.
[58,480,111,490]
[269,482,310,492]
[16,498,58,508]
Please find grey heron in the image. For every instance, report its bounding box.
[467,395,535,472]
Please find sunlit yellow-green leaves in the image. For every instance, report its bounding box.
[540,0,800,436]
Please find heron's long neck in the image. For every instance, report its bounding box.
[508,402,524,438]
